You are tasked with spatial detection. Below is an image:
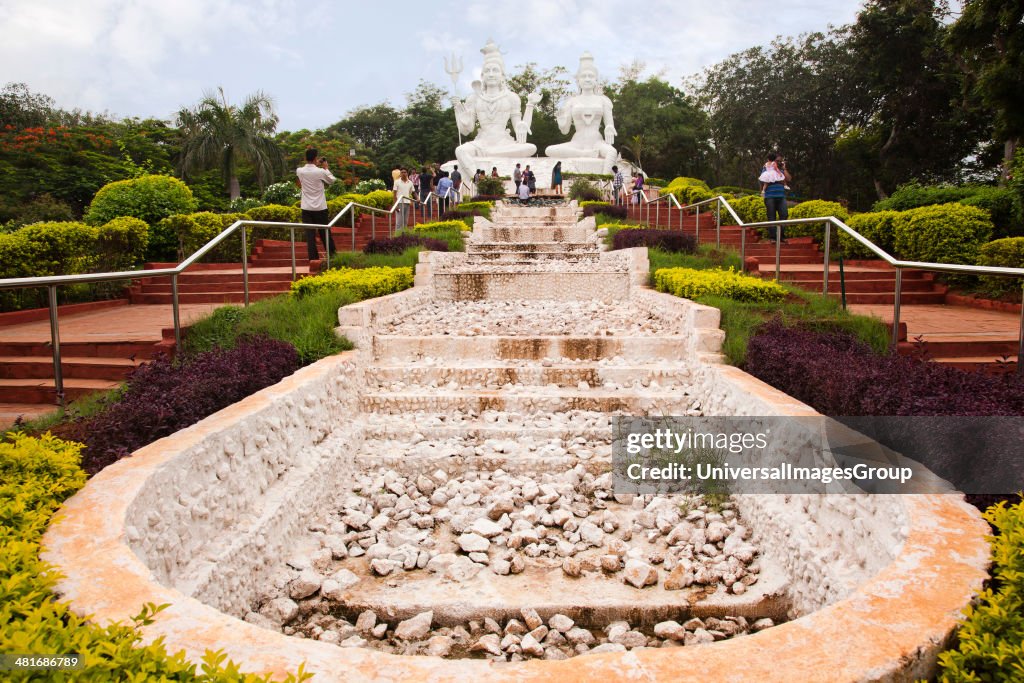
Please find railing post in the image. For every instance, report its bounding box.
[695,205,700,244]
[289,227,296,281]
[47,285,64,407]
[740,218,746,265]
[350,210,356,252]
[822,221,831,297]
[241,226,249,306]
[892,268,903,350]
[715,203,721,249]
[656,200,660,227]
[171,274,181,351]
[775,230,782,281]
[372,211,376,242]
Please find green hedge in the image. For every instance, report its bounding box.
[84,175,197,227]
[936,497,1024,681]
[655,267,787,303]
[874,181,1021,239]
[840,211,901,259]
[290,266,413,298]
[786,200,850,239]
[893,203,992,266]
[721,194,767,226]
[411,220,470,233]
[97,217,149,273]
[976,237,1024,298]
[0,432,309,681]
[153,211,252,262]
[668,184,716,206]
[665,176,710,191]
[959,187,1021,239]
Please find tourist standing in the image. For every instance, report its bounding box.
[632,172,644,205]
[296,148,337,265]
[526,165,536,194]
[513,163,523,194]
[436,171,453,214]
[551,161,563,194]
[612,165,624,205]
[491,166,500,178]
[451,165,463,204]
[760,153,791,243]
[393,168,415,231]
[418,166,433,217]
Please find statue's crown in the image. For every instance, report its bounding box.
[481,39,504,68]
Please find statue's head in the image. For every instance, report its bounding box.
[576,52,599,93]
[481,39,507,89]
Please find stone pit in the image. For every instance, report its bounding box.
[43,201,989,681]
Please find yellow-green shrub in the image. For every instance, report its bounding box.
[16,221,98,275]
[0,433,310,681]
[665,176,710,191]
[935,497,1024,682]
[411,220,469,233]
[0,231,43,280]
[245,204,302,242]
[976,237,1024,297]
[154,212,253,262]
[290,266,413,298]
[893,202,992,265]
[668,184,716,206]
[600,222,648,230]
[97,216,149,271]
[721,194,767,226]
[840,211,901,259]
[784,200,849,239]
[84,174,197,226]
[655,267,787,303]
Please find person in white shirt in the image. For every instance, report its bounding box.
[517,178,531,205]
[296,148,337,263]
[393,168,415,230]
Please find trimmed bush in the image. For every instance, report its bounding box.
[364,233,449,254]
[246,203,301,224]
[474,176,505,197]
[668,184,715,206]
[63,337,300,474]
[745,319,1024,415]
[97,216,149,272]
[872,181,974,212]
[84,174,197,226]
[584,204,627,220]
[665,176,710,190]
[655,267,787,303]
[712,185,757,197]
[936,497,1024,681]
[0,432,310,681]
[721,194,767,226]
[155,211,252,262]
[893,203,992,265]
[12,221,97,275]
[612,229,696,253]
[290,266,413,299]
[600,222,649,231]
[786,200,849,239]
[411,220,470,233]
[840,211,901,259]
[959,186,1021,239]
[977,237,1024,298]
[568,178,603,202]
[455,200,494,214]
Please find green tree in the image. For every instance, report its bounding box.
[603,76,708,181]
[0,82,55,129]
[507,62,572,154]
[175,88,285,201]
[946,0,1024,179]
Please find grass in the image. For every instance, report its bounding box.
[6,386,125,436]
[182,288,357,364]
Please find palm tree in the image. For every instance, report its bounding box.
[176,88,285,200]
[622,133,645,172]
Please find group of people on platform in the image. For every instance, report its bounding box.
[295,144,795,255]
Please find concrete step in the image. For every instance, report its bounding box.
[0,355,138,380]
[0,377,121,403]
[468,242,598,253]
[365,362,692,388]
[431,271,631,301]
[465,253,601,263]
[371,335,692,362]
[359,386,695,415]
[479,227,593,242]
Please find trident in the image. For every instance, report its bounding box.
[444,53,463,145]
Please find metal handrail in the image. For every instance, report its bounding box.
[0,196,423,403]
[668,196,1024,365]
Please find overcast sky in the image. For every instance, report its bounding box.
[0,0,865,132]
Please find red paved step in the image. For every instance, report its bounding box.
[897,339,1020,359]
[835,291,947,305]
[0,355,138,380]
[791,280,937,293]
[130,291,287,305]
[0,378,119,404]
[0,340,159,359]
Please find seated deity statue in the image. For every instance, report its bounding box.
[545,52,619,174]
[452,40,541,174]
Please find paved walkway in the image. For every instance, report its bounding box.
[0,304,219,429]
[849,304,1021,342]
